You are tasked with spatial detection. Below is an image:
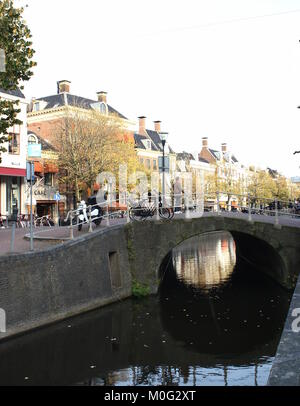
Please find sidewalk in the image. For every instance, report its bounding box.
[0,219,126,256]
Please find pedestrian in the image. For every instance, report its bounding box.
[174,177,182,213]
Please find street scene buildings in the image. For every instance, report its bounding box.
[1,0,300,390]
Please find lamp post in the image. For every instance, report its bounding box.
[159,132,168,207]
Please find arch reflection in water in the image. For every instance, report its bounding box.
[172,231,236,290]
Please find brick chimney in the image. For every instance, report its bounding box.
[138,116,147,135]
[154,120,161,133]
[221,143,227,153]
[57,80,71,94]
[202,137,208,148]
[96,91,107,103]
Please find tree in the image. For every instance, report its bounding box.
[248,169,276,200]
[0,0,36,160]
[55,108,141,201]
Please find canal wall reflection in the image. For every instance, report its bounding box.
[172,231,236,290]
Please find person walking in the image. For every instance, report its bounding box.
[174,177,183,213]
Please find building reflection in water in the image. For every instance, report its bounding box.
[172,231,236,290]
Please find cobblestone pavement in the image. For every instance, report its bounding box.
[0,211,299,256]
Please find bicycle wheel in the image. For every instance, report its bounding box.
[159,207,172,219]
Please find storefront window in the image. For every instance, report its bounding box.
[6,177,21,215]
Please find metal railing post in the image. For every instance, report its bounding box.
[248,194,252,222]
[156,193,160,220]
[70,212,74,239]
[275,198,279,227]
[217,191,220,215]
[88,205,93,233]
[10,222,16,253]
[125,194,130,223]
[106,204,110,226]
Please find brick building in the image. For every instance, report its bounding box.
[27,80,135,210]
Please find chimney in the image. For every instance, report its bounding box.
[154,120,161,133]
[221,143,227,153]
[138,116,147,135]
[57,80,71,94]
[202,137,208,148]
[96,91,107,103]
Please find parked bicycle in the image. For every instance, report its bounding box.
[129,198,174,221]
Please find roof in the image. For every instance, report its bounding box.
[28,130,57,152]
[177,151,209,164]
[208,148,238,164]
[134,129,175,154]
[0,87,25,99]
[34,93,127,119]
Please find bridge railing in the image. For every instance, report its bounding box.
[25,190,300,240]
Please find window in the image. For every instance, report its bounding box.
[44,173,53,186]
[146,140,151,150]
[139,157,144,164]
[33,102,40,112]
[6,177,20,215]
[153,159,157,170]
[99,102,107,114]
[8,133,20,155]
[28,134,38,144]
[146,159,151,169]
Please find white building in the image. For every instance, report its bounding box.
[0,88,29,217]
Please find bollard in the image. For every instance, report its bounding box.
[88,205,93,233]
[70,212,74,239]
[10,222,16,253]
[248,194,252,222]
[106,204,110,227]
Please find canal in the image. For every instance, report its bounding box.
[0,231,292,386]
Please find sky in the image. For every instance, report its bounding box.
[16,0,300,177]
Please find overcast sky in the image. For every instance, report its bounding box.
[17,0,300,177]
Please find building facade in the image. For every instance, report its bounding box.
[0,88,29,218]
[27,80,134,210]
[134,117,177,182]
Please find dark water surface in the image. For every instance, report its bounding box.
[0,231,291,386]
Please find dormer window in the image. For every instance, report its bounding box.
[99,102,107,115]
[146,140,151,150]
[33,102,40,112]
[28,134,38,144]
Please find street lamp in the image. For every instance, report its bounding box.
[159,132,168,207]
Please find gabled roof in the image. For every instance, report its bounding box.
[208,148,221,161]
[34,93,127,119]
[208,148,238,164]
[134,129,175,154]
[177,151,209,164]
[177,151,195,161]
[0,87,25,99]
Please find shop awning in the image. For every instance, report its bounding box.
[44,163,59,173]
[0,167,26,177]
[34,161,44,173]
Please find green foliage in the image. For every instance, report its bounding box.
[132,279,150,298]
[0,0,36,160]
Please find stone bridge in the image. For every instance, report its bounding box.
[127,214,300,292]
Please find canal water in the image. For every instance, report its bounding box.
[0,231,291,386]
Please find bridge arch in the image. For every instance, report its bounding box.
[126,216,300,293]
